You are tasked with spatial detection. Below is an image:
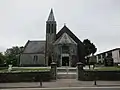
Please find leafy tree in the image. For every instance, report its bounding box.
[0,52,5,65]
[90,43,97,55]
[83,39,97,57]
[83,39,97,68]
[4,46,24,66]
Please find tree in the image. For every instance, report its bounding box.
[4,46,24,66]
[90,43,97,55]
[83,39,97,68]
[83,39,97,57]
[0,52,5,66]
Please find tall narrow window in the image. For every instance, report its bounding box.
[47,24,50,33]
[51,24,54,33]
[98,55,101,59]
[54,24,56,33]
[49,24,51,33]
[48,56,52,66]
[33,55,38,63]
[102,53,105,58]
[119,50,120,57]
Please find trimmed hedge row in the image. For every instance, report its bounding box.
[0,71,51,83]
[78,70,120,81]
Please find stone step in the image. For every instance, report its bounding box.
[57,73,77,79]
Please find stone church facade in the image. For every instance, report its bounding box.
[20,9,85,67]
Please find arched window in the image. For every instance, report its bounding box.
[47,24,50,33]
[54,24,56,33]
[51,24,54,33]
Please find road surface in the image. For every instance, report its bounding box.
[1,87,120,90]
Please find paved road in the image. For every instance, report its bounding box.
[1,87,120,90]
[1,79,120,89]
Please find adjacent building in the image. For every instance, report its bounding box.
[96,48,120,65]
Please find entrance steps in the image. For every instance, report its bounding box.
[57,67,77,79]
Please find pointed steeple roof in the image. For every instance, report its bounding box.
[47,9,55,21]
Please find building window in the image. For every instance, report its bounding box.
[102,53,105,58]
[119,50,120,57]
[107,52,112,57]
[33,55,38,63]
[51,24,54,33]
[47,24,50,33]
[98,55,101,59]
[54,24,56,33]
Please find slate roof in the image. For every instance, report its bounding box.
[96,48,120,56]
[54,33,77,45]
[23,40,45,54]
[56,26,83,44]
[47,9,55,21]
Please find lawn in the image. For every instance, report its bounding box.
[85,66,120,71]
[0,67,51,73]
[96,66,120,71]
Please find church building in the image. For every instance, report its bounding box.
[20,9,85,67]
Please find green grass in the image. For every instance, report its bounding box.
[96,66,120,71]
[0,67,51,73]
[85,66,120,71]
[0,67,7,70]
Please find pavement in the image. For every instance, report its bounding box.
[1,79,120,89]
[2,87,120,90]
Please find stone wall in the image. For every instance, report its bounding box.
[77,62,120,81]
[20,54,45,66]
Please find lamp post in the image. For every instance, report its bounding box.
[90,54,97,85]
[94,65,97,86]
[94,71,97,85]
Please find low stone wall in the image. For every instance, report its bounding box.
[0,62,57,83]
[79,70,120,81]
[77,62,120,81]
[0,71,51,83]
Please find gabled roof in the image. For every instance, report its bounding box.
[56,25,83,45]
[56,25,85,63]
[54,33,77,45]
[96,48,120,56]
[23,40,45,54]
[47,9,55,21]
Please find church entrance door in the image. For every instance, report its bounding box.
[62,57,69,66]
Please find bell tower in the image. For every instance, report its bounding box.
[45,9,56,66]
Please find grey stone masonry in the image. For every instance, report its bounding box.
[77,62,84,80]
[51,62,57,80]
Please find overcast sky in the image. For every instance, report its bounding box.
[0,0,120,54]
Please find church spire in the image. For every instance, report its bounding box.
[47,9,55,21]
[46,9,56,66]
